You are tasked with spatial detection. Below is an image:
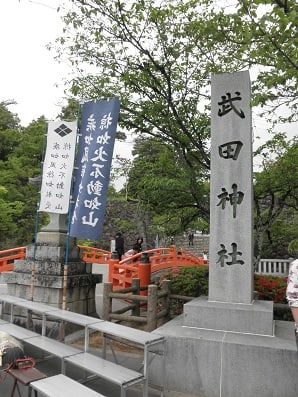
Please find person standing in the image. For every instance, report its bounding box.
[123,244,140,264]
[115,232,124,261]
[188,231,194,246]
[286,257,298,349]
[135,237,143,253]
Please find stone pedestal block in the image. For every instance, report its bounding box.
[183,296,274,336]
[151,317,298,397]
[2,240,102,332]
[26,243,81,262]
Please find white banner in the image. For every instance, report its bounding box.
[39,121,77,214]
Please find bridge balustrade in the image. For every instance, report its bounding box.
[255,259,291,277]
[0,246,292,288]
[0,246,26,272]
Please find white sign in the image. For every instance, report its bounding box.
[39,121,77,214]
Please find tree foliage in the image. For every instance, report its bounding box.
[253,137,298,259]
[51,0,297,254]
[0,104,46,249]
[222,0,297,124]
[55,0,297,135]
[0,100,20,131]
[127,136,209,235]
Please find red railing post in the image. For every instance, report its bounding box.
[138,252,151,296]
[108,251,119,285]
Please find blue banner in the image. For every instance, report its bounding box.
[69,98,120,239]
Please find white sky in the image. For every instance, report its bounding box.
[0,0,294,174]
[0,0,132,189]
[0,0,72,126]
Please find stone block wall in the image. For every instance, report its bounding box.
[174,234,210,257]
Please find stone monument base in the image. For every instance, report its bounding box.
[183,296,274,336]
[150,313,298,397]
[2,242,102,333]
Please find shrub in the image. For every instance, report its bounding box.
[254,274,287,304]
[159,267,289,317]
[161,266,209,297]
[159,266,209,315]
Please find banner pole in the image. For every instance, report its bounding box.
[29,120,48,301]
[62,218,71,311]
[62,107,81,311]
[29,207,39,302]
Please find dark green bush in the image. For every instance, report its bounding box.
[160,266,291,320]
[161,266,209,297]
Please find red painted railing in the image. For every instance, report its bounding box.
[0,246,26,272]
[108,246,208,291]
[77,245,111,263]
[0,245,208,293]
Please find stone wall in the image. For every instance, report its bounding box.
[174,234,210,257]
[98,199,155,251]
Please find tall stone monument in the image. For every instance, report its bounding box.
[209,71,253,304]
[151,71,298,397]
[182,71,273,335]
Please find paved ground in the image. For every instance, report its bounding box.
[0,281,199,396]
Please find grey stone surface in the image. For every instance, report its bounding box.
[151,316,298,397]
[183,296,274,336]
[2,238,101,322]
[209,71,254,304]
[145,71,293,397]
[26,243,81,262]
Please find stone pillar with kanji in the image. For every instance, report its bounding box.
[209,71,253,304]
[183,71,273,335]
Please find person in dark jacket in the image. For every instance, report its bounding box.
[135,237,143,253]
[115,232,125,261]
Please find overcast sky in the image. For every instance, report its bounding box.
[0,0,294,170]
[0,0,132,190]
[0,0,71,126]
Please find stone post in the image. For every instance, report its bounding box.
[209,71,253,304]
[147,284,158,332]
[183,71,273,336]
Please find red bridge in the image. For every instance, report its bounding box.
[0,246,26,272]
[0,245,208,291]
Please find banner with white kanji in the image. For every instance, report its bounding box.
[39,121,77,214]
[69,98,120,239]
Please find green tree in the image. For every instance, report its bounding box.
[57,98,80,121]
[233,0,298,124]
[253,137,298,261]
[127,137,209,235]
[261,209,298,258]
[55,0,297,149]
[53,0,297,254]
[0,101,22,161]
[0,117,46,248]
[0,100,20,131]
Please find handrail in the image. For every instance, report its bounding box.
[0,246,26,272]
[108,246,207,291]
[0,245,290,283]
[255,258,290,277]
[77,245,111,263]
